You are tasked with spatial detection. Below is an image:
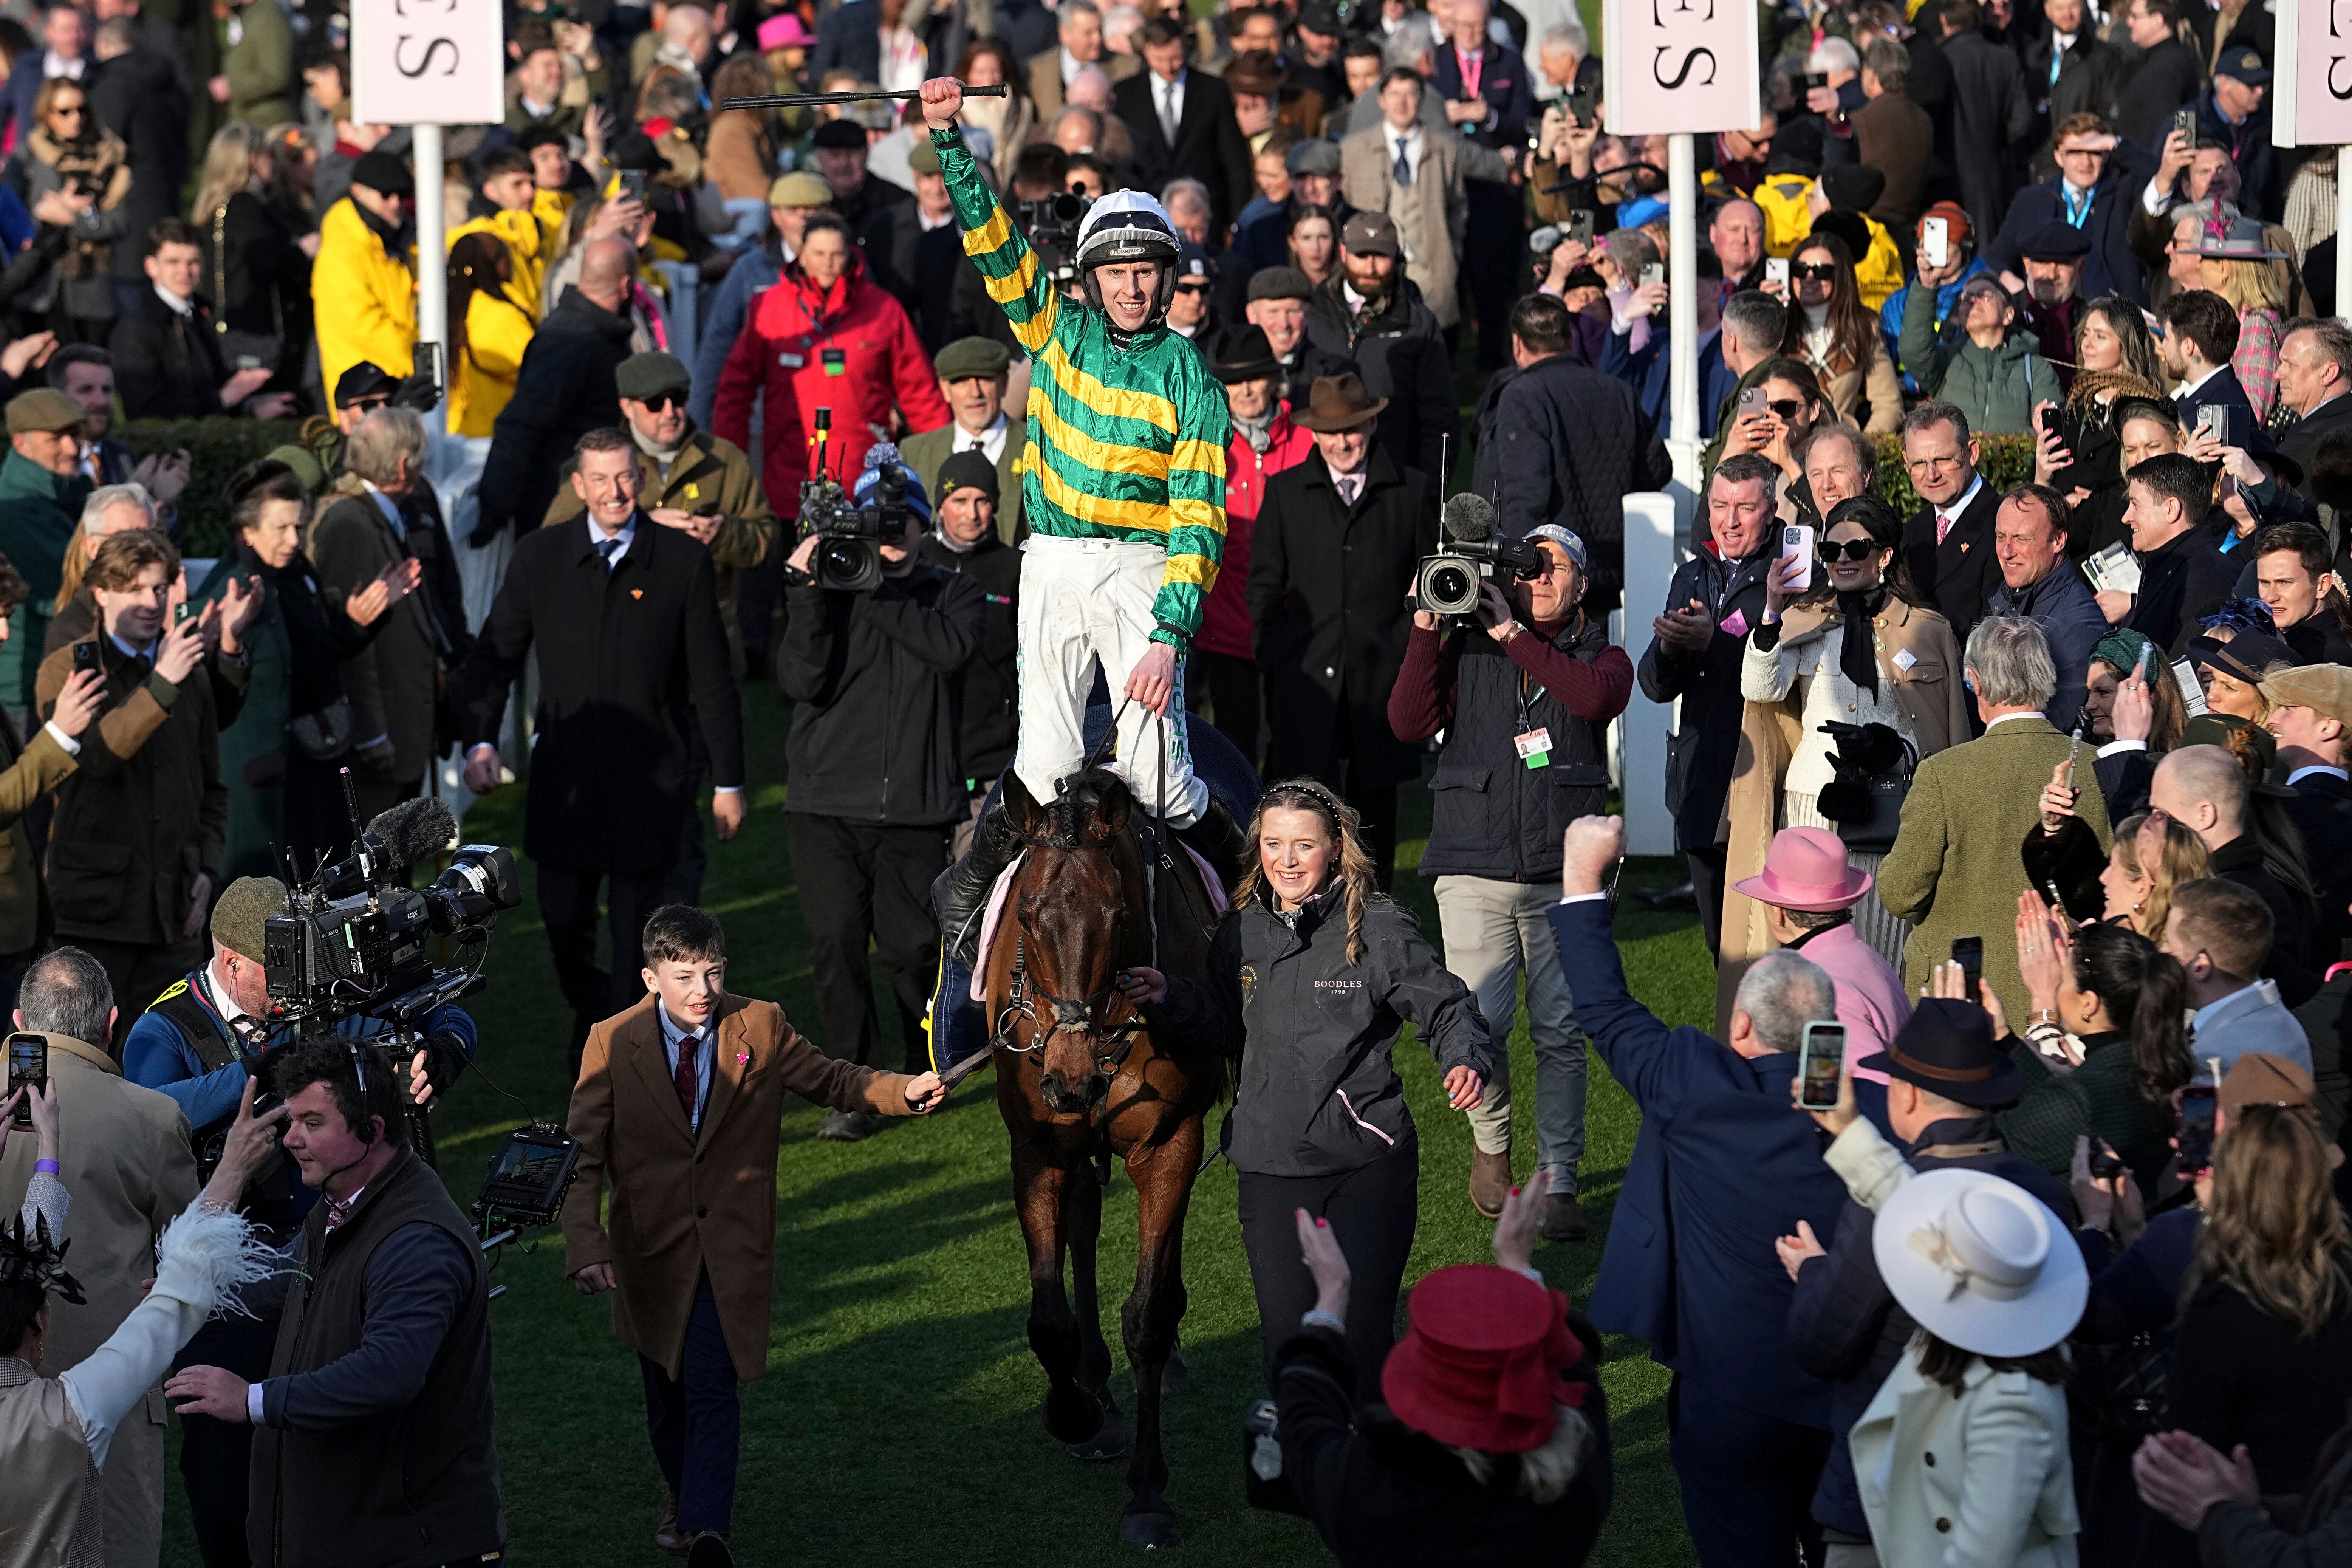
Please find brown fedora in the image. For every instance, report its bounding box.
[1293,373,1388,432]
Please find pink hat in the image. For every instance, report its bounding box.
[1732,827,1872,912]
[759,13,816,49]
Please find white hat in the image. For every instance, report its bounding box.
[1873,1170,2087,1359]
[1075,190,1181,270]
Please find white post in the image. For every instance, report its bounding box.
[2339,152,2352,325]
[413,122,447,391]
[1668,132,1699,471]
[1620,492,1679,856]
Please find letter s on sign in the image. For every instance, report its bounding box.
[395,34,462,77]
[1653,46,1718,90]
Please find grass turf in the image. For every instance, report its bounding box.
[160,679,1712,1568]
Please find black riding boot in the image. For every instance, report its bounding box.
[937,794,1023,966]
[1174,796,1249,893]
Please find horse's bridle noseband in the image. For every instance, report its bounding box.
[991,816,1148,1082]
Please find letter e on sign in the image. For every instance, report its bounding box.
[1603,0,1761,137]
[351,0,505,127]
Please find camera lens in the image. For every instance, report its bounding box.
[1419,559,1478,616]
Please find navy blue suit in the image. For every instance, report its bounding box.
[1987,163,2148,305]
[1430,40,1534,369]
[2174,365,2262,447]
[1551,897,1851,1567]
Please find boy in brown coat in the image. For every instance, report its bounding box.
[562,905,945,1567]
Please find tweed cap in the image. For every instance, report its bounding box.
[933,337,1012,380]
[768,170,831,208]
[1247,265,1315,302]
[2259,662,2352,727]
[5,389,83,434]
[210,876,289,960]
[615,351,692,401]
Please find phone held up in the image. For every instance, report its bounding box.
[1798,1022,1846,1110]
[1951,935,1984,1002]
[73,641,100,677]
[1781,523,1815,593]
[2176,1084,2218,1178]
[6,1032,44,1128]
[1922,215,1949,271]
[1765,256,1790,288]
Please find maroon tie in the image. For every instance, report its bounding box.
[673,1034,701,1127]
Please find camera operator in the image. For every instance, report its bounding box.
[916,452,1020,859]
[1388,524,1631,1241]
[778,454,983,1140]
[121,875,476,1568]
[165,1037,505,1568]
[461,428,747,1064]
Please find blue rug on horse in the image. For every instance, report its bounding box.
[926,702,1260,1081]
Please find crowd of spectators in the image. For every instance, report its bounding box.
[0,0,2339,1565]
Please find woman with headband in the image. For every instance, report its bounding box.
[1119,778,1491,1390]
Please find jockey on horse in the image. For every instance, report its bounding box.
[919,74,1250,972]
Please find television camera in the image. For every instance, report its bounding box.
[1413,488,1542,625]
[791,412,918,591]
[260,777,519,1165]
[1014,189,1093,285]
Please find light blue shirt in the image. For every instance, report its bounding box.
[659,1003,716,1130]
[362,482,407,543]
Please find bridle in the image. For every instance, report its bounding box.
[989,811,1150,1085]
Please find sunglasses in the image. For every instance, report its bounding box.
[1765,398,1807,420]
[1793,261,1838,282]
[1175,281,1210,294]
[636,391,685,412]
[342,394,391,413]
[1818,537,1880,562]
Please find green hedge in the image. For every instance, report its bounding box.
[1866,431,2037,515]
[116,418,307,559]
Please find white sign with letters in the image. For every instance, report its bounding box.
[2272,0,2352,147]
[1602,0,1762,138]
[350,0,505,127]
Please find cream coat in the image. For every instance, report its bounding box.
[1338,119,1512,330]
[1849,1349,2080,1568]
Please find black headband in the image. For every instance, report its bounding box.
[1259,778,1351,826]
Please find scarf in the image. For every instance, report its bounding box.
[1837,586,1885,701]
[789,260,857,330]
[1232,407,1276,455]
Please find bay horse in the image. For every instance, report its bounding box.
[983,765,1226,1549]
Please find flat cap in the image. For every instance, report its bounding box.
[6,388,83,434]
[350,148,414,198]
[811,116,869,150]
[1285,138,1342,177]
[1340,210,1401,257]
[908,140,942,177]
[210,875,288,961]
[1818,162,1885,212]
[936,449,1000,504]
[2259,661,2352,727]
[769,170,831,208]
[933,336,1012,380]
[1247,265,1314,301]
[616,351,692,401]
[1298,0,1343,32]
[2019,220,2092,262]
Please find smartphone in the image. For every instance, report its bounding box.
[1798,1021,1846,1110]
[1565,82,1595,128]
[2089,1140,2127,1181]
[1781,523,1815,591]
[1639,262,1664,289]
[1951,935,1984,1003]
[1765,256,1790,287]
[2171,107,2197,147]
[412,339,444,399]
[1922,215,1950,271]
[2040,405,2062,438]
[1798,71,1829,93]
[1738,384,1768,420]
[2176,1084,2218,1177]
[72,641,100,676]
[6,1033,43,1128]
[616,167,647,202]
[1566,209,1595,248]
[173,601,193,626]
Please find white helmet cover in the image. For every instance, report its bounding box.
[1075,190,1183,269]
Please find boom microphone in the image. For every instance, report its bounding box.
[367,797,460,869]
[1441,491,1495,543]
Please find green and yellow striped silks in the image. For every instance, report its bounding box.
[935,130,1229,645]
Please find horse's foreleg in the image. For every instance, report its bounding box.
[1063,1155,1131,1459]
[1012,1141,1098,1446]
[1117,1118,1205,1549]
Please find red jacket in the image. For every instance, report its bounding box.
[712,257,949,518]
[1198,412,1314,659]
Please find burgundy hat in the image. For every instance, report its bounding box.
[1731,826,1872,911]
[1382,1265,1588,1453]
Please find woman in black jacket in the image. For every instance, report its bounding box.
[1121,778,1490,1385]
[192,122,316,397]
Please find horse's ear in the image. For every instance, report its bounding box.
[1000,770,1046,835]
[1091,772,1131,837]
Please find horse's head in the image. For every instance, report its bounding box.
[1005,769,1142,1117]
